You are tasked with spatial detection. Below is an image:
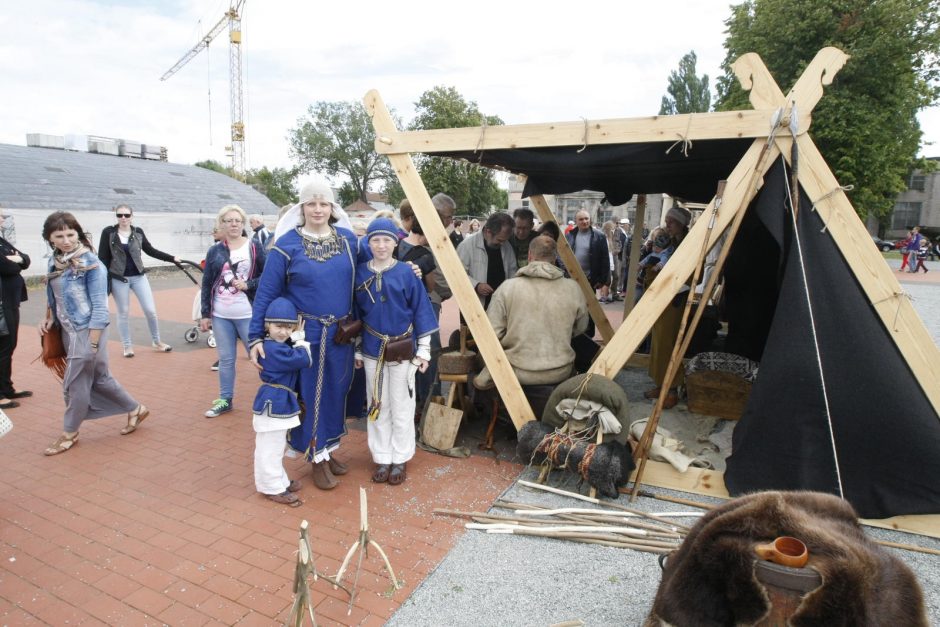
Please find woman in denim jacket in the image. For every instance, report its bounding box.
[199,205,265,418]
[39,212,149,456]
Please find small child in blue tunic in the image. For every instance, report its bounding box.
[354,218,438,486]
[253,297,313,507]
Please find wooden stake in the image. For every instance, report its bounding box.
[334,488,400,615]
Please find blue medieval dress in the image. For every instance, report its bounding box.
[249,226,368,461]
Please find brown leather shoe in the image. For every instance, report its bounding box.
[311,460,338,490]
[643,387,661,400]
[662,389,679,410]
[327,456,348,476]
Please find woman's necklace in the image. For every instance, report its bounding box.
[300,226,342,261]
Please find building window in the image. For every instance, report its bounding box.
[892,201,922,230]
[909,173,926,191]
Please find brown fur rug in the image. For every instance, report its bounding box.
[645,491,927,626]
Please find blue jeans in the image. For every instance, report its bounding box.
[212,316,250,400]
[111,275,161,348]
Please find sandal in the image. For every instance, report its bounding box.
[388,463,407,486]
[287,479,302,492]
[152,342,172,353]
[372,464,391,483]
[44,432,79,456]
[266,491,302,507]
[121,404,150,435]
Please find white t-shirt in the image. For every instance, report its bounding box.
[212,240,253,319]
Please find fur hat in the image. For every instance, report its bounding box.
[264,297,299,325]
[665,206,692,227]
[366,218,399,242]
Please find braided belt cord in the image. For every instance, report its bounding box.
[364,323,413,421]
[297,312,338,458]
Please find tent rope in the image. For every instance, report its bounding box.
[781,153,846,500]
[665,114,694,157]
[577,117,589,153]
[810,184,854,233]
[473,115,488,162]
[872,291,914,331]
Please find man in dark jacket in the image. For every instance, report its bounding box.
[565,209,608,340]
[565,209,610,291]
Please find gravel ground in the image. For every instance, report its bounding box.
[390,282,940,626]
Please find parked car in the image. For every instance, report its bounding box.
[871,236,895,252]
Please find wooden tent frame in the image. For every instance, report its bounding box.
[365,48,940,535]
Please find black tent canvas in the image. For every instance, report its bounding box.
[724,163,940,519]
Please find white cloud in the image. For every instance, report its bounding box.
[1,0,937,175]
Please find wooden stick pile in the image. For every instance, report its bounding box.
[434,482,705,555]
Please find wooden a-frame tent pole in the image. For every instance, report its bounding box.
[592,47,940,421]
[367,46,940,428]
[364,90,537,429]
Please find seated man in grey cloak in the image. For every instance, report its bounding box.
[475,235,589,390]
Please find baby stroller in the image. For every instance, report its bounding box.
[178,260,216,347]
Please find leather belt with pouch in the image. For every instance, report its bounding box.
[333,315,362,345]
[383,335,414,363]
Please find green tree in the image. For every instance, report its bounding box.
[659,51,712,115]
[194,159,232,175]
[245,166,298,207]
[716,0,940,220]
[288,101,393,203]
[384,86,507,214]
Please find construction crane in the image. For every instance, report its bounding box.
[161,0,247,173]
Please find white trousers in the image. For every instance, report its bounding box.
[254,429,291,495]
[363,357,417,465]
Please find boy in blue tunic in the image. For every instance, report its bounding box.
[355,219,438,486]
[253,297,312,507]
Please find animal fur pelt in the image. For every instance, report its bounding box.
[517,421,634,499]
[645,491,927,627]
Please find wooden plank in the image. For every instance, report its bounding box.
[589,139,774,377]
[374,109,812,155]
[630,461,940,539]
[529,193,615,343]
[364,89,536,429]
[621,194,646,319]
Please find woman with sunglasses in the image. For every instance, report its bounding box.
[200,205,265,418]
[98,204,180,357]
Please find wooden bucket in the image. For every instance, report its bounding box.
[753,559,822,625]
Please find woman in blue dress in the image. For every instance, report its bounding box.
[249,179,368,490]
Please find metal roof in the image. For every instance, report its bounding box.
[0,143,279,214]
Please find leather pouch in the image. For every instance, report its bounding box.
[333,317,363,345]
[384,336,414,363]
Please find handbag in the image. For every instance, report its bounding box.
[39,325,68,381]
[333,317,363,345]
[384,336,415,363]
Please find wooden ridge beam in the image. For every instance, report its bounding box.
[374,109,811,155]
[364,89,536,430]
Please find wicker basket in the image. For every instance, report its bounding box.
[685,370,751,421]
[438,350,477,375]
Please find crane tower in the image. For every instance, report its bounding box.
[161,1,246,173]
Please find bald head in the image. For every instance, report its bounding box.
[528,235,557,262]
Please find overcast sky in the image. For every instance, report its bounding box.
[2,0,938,181]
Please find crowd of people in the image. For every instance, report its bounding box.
[23,189,732,505]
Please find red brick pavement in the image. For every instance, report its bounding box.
[1,284,522,626]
